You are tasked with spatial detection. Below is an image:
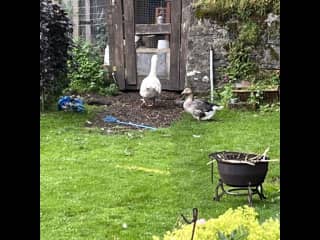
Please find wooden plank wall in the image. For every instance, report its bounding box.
[135,23,171,35]
[169,0,182,90]
[109,0,125,90]
[123,1,137,86]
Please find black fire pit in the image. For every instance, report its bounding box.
[209,151,269,206]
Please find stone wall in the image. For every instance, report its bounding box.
[184,1,280,93]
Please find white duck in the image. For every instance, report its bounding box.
[181,87,223,120]
[139,55,162,107]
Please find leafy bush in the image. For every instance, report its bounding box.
[66,40,110,95]
[255,70,280,87]
[238,21,260,46]
[40,0,73,110]
[153,206,280,240]
[101,83,119,96]
[219,42,258,83]
[218,82,234,107]
[218,18,261,84]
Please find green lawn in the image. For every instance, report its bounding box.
[40,107,280,240]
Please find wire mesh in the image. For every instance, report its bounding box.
[60,0,108,50]
[135,0,167,24]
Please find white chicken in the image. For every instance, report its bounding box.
[139,54,162,107]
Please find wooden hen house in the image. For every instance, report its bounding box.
[108,0,188,91]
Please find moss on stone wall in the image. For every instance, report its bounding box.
[269,46,279,61]
[184,0,280,92]
[194,0,280,22]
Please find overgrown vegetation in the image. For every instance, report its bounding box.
[194,0,280,108]
[218,82,234,107]
[216,15,278,86]
[40,0,73,110]
[153,206,279,240]
[219,26,259,84]
[41,108,279,239]
[194,0,280,22]
[64,40,119,96]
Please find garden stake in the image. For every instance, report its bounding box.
[211,160,214,184]
[181,208,198,240]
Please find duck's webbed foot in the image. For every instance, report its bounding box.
[151,97,156,107]
[141,98,154,107]
[140,98,147,107]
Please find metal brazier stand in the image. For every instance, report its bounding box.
[209,152,269,206]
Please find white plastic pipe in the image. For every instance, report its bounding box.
[104,45,110,65]
[210,47,214,103]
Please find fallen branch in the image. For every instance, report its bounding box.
[207,159,279,166]
[252,159,279,163]
[219,159,256,166]
[207,159,216,165]
[249,147,270,161]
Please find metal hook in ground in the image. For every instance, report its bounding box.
[181,208,198,240]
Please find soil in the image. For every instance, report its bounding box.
[83,91,185,132]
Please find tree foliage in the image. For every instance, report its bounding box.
[40,0,73,109]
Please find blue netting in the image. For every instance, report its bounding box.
[58,96,85,112]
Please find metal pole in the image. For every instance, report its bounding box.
[210,46,214,103]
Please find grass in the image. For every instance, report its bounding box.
[40,106,279,240]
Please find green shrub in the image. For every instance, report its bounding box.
[217,20,260,84]
[218,82,234,107]
[238,21,260,46]
[103,83,119,96]
[66,40,108,94]
[219,41,258,83]
[153,206,280,240]
[249,70,279,90]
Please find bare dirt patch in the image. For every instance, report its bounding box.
[84,91,185,132]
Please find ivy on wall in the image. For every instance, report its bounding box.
[193,0,280,108]
[194,0,279,84]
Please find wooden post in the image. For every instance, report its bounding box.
[123,1,137,85]
[72,0,79,39]
[165,0,171,23]
[110,0,125,89]
[170,0,181,90]
[84,0,91,42]
[179,0,192,90]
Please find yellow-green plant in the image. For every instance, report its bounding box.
[153,205,280,240]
